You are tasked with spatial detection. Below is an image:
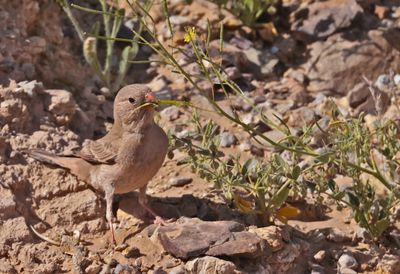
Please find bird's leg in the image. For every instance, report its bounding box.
[104,185,116,245]
[138,186,171,226]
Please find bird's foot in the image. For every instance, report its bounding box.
[109,220,117,246]
[153,216,175,226]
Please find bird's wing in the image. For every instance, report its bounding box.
[78,139,119,164]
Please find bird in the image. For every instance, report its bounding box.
[27,84,169,244]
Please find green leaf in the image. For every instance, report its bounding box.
[291,165,301,180]
[372,218,390,237]
[316,153,330,163]
[269,181,290,211]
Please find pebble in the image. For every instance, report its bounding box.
[114,243,128,252]
[313,250,327,263]
[219,132,237,147]
[374,74,391,91]
[239,140,251,151]
[327,228,350,243]
[160,106,181,121]
[169,265,185,274]
[123,246,141,258]
[169,176,193,187]
[394,74,400,86]
[337,253,358,270]
[339,268,357,274]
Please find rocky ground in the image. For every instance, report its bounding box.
[1,0,400,273]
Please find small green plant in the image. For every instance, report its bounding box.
[74,0,400,240]
[57,0,152,95]
[213,0,278,26]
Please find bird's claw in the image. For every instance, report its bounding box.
[153,216,175,226]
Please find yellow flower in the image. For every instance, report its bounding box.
[184,27,197,43]
[274,206,301,223]
[233,194,253,213]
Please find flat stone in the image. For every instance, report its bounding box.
[337,253,358,270]
[207,231,265,258]
[304,29,400,95]
[327,228,351,243]
[290,0,362,41]
[157,217,265,259]
[219,132,238,148]
[185,256,238,274]
[169,177,193,187]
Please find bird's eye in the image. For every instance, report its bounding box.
[128,97,135,104]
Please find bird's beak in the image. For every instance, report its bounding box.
[144,92,156,103]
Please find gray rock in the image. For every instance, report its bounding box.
[220,132,238,147]
[114,264,139,274]
[394,74,400,86]
[169,177,193,187]
[157,217,265,259]
[347,82,369,108]
[169,265,185,274]
[337,253,358,270]
[207,231,265,258]
[287,107,316,127]
[376,254,400,274]
[254,95,267,104]
[161,106,181,121]
[290,0,362,41]
[232,98,252,112]
[354,227,371,242]
[313,250,327,263]
[304,30,400,95]
[375,74,391,91]
[327,228,351,243]
[85,263,103,274]
[185,256,238,274]
[243,47,280,78]
[339,268,357,274]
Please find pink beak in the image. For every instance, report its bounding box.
[145,92,156,103]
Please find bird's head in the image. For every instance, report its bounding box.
[114,84,157,131]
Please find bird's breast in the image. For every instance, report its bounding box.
[114,125,168,194]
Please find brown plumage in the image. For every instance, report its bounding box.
[27,84,169,244]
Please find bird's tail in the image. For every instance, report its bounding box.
[26,149,92,182]
[27,149,64,166]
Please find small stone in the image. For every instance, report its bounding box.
[354,227,370,242]
[339,268,357,274]
[287,107,316,127]
[169,177,193,187]
[327,228,350,243]
[254,95,267,104]
[239,140,251,151]
[337,253,358,270]
[375,5,390,19]
[114,263,138,274]
[374,74,391,91]
[85,263,102,274]
[347,82,369,108]
[160,106,181,121]
[185,256,237,274]
[114,243,128,252]
[394,74,400,87]
[313,250,327,263]
[123,246,141,258]
[219,132,237,147]
[169,265,185,274]
[232,98,252,112]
